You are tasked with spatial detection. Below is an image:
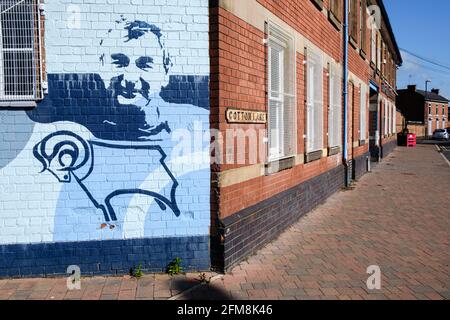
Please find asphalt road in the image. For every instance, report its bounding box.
[419,140,450,162]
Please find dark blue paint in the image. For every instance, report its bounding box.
[103,19,172,75]
[0,236,210,278]
[135,56,154,71]
[124,20,163,47]
[159,75,210,110]
[27,73,209,141]
[33,131,180,223]
[111,53,130,68]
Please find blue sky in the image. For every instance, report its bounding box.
[384,0,450,99]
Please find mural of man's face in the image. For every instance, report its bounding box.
[100,19,173,107]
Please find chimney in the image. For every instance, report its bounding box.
[407,85,416,92]
[431,88,440,95]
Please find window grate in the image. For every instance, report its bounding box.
[0,0,43,102]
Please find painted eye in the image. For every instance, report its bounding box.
[136,56,154,71]
[111,53,130,68]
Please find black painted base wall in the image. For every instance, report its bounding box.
[0,236,209,278]
[212,165,346,272]
[353,152,371,180]
[382,140,397,159]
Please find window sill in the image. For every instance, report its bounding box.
[328,12,342,31]
[328,146,341,156]
[265,156,295,175]
[360,50,367,60]
[305,150,323,163]
[310,0,323,11]
[349,37,358,50]
[0,101,37,108]
[359,139,367,146]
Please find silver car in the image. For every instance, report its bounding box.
[433,129,449,140]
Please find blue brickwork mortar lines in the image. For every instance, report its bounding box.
[0,236,209,278]
[0,0,211,277]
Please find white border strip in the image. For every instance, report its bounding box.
[436,144,450,167]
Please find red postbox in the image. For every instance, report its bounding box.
[407,133,416,147]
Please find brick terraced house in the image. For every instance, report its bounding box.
[0,0,401,277]
[209,0,402,271]
[397,86,449,138]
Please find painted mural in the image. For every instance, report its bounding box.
[0,0,210,253]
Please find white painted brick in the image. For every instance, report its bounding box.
[0,0,210,246]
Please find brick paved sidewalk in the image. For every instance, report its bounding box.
[1,144,449,300]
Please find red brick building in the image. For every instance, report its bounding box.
[209,0,402,271]
[397,86,449,137]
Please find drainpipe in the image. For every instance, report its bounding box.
[343,0,350,187]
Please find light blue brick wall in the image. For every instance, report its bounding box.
[0,0,210,275]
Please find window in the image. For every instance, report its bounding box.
[349,0,358,42]
[329,0,343,22]
[306,48,323,154]
[328,62,341,148]
[359,84,367,141]
[267,22,296,161]
[392,104,396,134]
[360,0,367,52]
[377,34,382,69]
[0,0,43,104]
[370,23,376,64]
[384,101,388,136]
[429,106,431,115]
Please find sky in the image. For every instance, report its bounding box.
[384,0,450,100]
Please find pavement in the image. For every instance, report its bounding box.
[0,144,449,300]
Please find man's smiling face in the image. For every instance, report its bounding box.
[100,19,173,106]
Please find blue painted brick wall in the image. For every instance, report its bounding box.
[0,0,211,277]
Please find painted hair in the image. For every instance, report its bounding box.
[99,16,173,74]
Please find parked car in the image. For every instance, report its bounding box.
[432,129,449,140]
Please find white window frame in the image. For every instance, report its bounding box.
[328,62,341,148]
[0,0,43,103]
[306,48,323,154]
[359,84,367,141]
[387,101,391,135]
[267,22,296,162]
[370,24,376,64]
[392,103,396,134]
[384,100,388,136]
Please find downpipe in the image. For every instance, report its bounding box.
[343,0,351,187]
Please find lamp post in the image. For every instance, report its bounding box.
[425,80,431,100]
[425,80,431,138]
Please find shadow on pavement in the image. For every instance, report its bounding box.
[172,278,233,300]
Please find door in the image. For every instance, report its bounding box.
[369,87,380,161]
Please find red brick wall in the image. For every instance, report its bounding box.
[211,1,396,220]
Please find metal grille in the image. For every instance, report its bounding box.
[0,0,43,102]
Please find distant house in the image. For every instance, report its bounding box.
[397,85,449,137]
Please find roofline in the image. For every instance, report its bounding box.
[377,0,403,66]
[398,89,450,103]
